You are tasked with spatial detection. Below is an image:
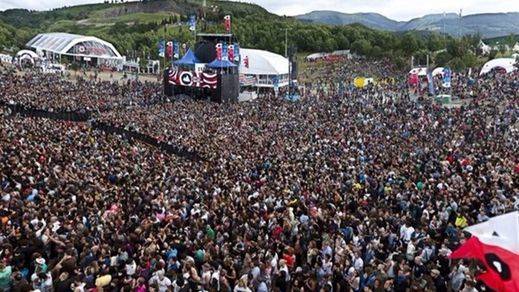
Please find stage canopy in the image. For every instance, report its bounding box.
[174,49,199,66]
[26,32,122,59]
[207,59,237,68]
[480,58,517,75]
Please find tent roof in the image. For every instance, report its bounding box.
[432,67,445,76]
[207,59,237,68]
[174,49,199,66]
[240,48,289,75]
[306,52,326,60]
[465,211,519,254]
[16,50,39,59]
[26,32,122,58]
[409,67,428,76]
[480,58,517,75]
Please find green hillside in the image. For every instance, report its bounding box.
[484,34,518,46]
[0,0,487,70]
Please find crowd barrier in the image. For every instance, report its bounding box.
[0,102,203,161]
[91,122,203,161]
[1,102,91,121]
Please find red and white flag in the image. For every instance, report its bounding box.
[215,43,222,61]
[243,56,249,68]
[450,212,519,291]
[224,15,231,32]
[166,41,173,58]
[228,45,234,62]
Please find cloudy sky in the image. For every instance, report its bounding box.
[0,0,517,20]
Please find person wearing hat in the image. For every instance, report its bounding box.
[34,257,48,275]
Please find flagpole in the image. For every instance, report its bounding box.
[163,22,166,75]
[285,28,288,58]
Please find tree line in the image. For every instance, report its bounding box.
[0,1,499,71]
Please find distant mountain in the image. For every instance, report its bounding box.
[296,11,519,38]
[296,11,400,31]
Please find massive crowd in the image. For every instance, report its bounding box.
[0,70,162,112]
[0,59,518,292]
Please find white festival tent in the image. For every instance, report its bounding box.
[409,67,428,76]
[239,48,290,88]
[478,40,492,55]
[432,67,445,76]
[479,58,517,75]
[464,211,519,254]
[16,50,39,59]
[0,54,12,63]
[306,52,327,61]
[26,32,123,66]
[15,50,41,65]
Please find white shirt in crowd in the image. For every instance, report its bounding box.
[149,274,172,292]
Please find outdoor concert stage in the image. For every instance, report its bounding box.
[164,33,240,103]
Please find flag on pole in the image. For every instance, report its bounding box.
[216,43,222,61]
[224,15,231,32]
[166,41,173,58]
[426,69,435,96]
[222,43,228,61]
[173,42,180,59]
[189,15,196,31]
[450,212,519,291]
[228,45,234,63]
[158,40,165,58]
[233,43,240,63]
[442,67,452,88]
[244,56,249,68]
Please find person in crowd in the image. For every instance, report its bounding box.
[0,59,517,292]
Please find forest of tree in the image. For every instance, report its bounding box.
[0,0,511,70]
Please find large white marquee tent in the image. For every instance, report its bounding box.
[26,32,123,66]
[479,58,517,75]
[239,48,289,88]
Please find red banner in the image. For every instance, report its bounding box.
[224,15,231,32]
[228,45,234,63]
[216,43,222,61]
[166,41,173,58]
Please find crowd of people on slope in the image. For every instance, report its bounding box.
[0,57,518,292]
[0,70,162,112]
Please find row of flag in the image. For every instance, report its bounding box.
[189,14,232,32]
[215,42,249,67]
[157,15,233,59]
[157,41,182,59]
[157,40,248,67]
[215,43,238,62]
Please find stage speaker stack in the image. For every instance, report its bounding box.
[163,70,173,96]
[213,73,239,103]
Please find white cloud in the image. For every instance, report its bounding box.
[0,0,517,20]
